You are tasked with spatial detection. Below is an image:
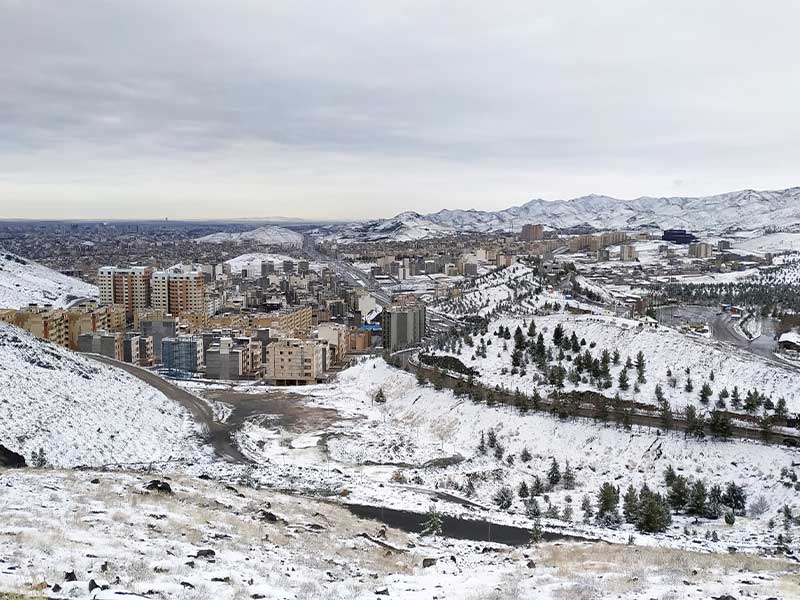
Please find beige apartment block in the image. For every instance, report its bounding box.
[98,266,153,316]
[151,271,206,315]
[264,338,325,384]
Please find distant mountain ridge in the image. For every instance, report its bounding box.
[195,225,303,246]
[327,187,800,242]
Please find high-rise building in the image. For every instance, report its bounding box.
[141,317,178,361]
[383,297,426,352]
[77,331,123,361]
[620,244,639,262]
[151,271,206,314]
[520,223,544,242]
[98,266,153,316]
[688,242,713,258]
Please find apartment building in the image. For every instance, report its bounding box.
[520,223,544,242]
[77,331,123,361]
[251,305,313,335]
[161,336,203,375]
[141,316,178,361]
[317,322,350,364]
[0,303,125,350]
[151,271,206,315]
[620,244,639,262]
[688,242,713,259]
[348,327,372,353]
[383,297,426,352]
[98,266,153,316]
[264,338,326,385]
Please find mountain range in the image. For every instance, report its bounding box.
[195,225,303,246]
[323,187,800,243]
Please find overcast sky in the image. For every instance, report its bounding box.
[1,1,798,220]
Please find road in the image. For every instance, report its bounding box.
[88,355,252,463]
[656,305,778,364]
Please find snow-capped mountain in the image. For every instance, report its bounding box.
[330,211,456,243]
[0,321,208,467]
[195,225,303,246]
[0,250,98,309]
[329,187,800,242]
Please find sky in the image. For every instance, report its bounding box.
[1,1,799,221]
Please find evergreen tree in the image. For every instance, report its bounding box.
[547,457,561,486]
[668,475,690,511]
[531,475,544,496]
[527,320,536,338]
[684,377,694,393]
[731,386,741,409]
[518,480,530,498]
[618,368,630,391]
[635,351,647,383]
[722,482,747,515]
[687,480,707,517]
[493,485,514,510]
[699,382,712,404]
[709,409,732,438]
[637,486,672,533]
[612,350,620,365]
[706,484,723,519]
[520,447,532,462]
[487,429,497,448]
[422,505,443,536]
[374,388,387,404]
[596,482,621,524]
[581,494,594,522]
[562,460,576,490]
[477,432,487,454]
[525,497,541,518]
[663,464,677,487]
[622,485,640,524]
[553,323,564,346]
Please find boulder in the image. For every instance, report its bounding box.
[144,480,173,494]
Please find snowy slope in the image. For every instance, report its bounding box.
[224,252,321,274]
[334,211,457,243]
[0,250,97,308]
[0,322,210,467]
[330,187,800,240]
[196,225,303,246]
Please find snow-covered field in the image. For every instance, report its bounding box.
[0,322,211,468]
[3,469,796,600]
[0,250,97,308]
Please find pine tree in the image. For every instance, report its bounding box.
[477,432,487,454]
[722,482,747,515]
[528,320,536,338]
[596,482,621,519]
[422,505,443,536]
[699,382,712,404]
[520,447,532,462]
[618,368,630,391]
[623,485,639,524]
[518,481,530,498]
[709,409,732,438]
[487,429,497,448]
[685,377,694,393]
[374,388,387,404]
[635,351,646,383]
[526,497,541,518]
[562,460,576,490]
[531,475,544,496]
[493,485,514,510]
[581,494,593,522]
[637,486,672,533]
[612,350,620,365]
[731,386,741,409]
[664,464,677,487]
[547,458,561,486]
[687,480,707,517]
[668,475,689,512]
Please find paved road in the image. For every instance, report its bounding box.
[88,355,252,463]
[656,305,778,364]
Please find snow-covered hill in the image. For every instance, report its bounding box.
[329,187,800,241]
[0,250,97,308]
[334,211,456,243]
[0,322,209,467]
[195,225,303,246]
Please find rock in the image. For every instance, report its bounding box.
[251,595,266,599]
[712,596,737,600]
[100,561,109,573]
[88,579,99,592]
[90,478,100,484]
[375,587,390,596]
[195,549,216,559]
[526,560,536,569]
[144,480,173,494]
[211,576,231,583]
[64,570,77,582]
[181,581,195,589]
[0,444,26,468]
[51,584,62,593]
[422,558,437,568]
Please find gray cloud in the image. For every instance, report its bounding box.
[0,0,798,219]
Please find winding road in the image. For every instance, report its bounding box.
[88,355,252,463]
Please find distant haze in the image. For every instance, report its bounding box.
[1,1,798,220]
